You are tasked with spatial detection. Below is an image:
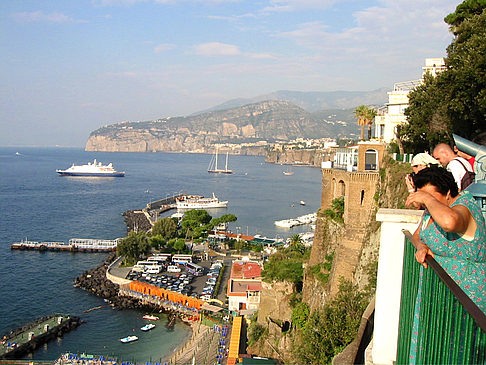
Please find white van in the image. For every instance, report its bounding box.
[167,265,181,273]
[146,265,162,274]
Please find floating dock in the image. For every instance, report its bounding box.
[0,314,81,360]
[11,238,120,252]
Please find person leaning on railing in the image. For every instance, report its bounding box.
[405,165,486,311]
[404,166,486,363]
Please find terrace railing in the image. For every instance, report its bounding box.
[396,230,486,364]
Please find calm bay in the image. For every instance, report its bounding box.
[0,147,322,362]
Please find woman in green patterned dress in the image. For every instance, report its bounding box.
[405,165,486,363]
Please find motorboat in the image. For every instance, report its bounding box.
[120,336,138,343]
[142,314,159,321]
[141,324,156,331]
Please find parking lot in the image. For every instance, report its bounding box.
[126,257,227,302]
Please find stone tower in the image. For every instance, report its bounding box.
[321,141,386,296]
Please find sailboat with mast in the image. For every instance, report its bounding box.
[208,147,233,174]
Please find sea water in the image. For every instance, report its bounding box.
[0,147,322,362]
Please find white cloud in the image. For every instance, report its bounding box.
[194,42,276,59]
[11,11,85,23]
[195,42,242,56]
[94,0,240,5]
[277,0,457,67]
[262,0,342,12]
[154,43,175,53]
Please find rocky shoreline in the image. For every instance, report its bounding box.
[122,210,152,233]
[74,254,151,311]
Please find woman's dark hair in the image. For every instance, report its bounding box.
[412,165,459,197]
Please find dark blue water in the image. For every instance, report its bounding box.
[0,147,322,362]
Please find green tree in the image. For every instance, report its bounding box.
[210,213,237,229]
[290,234,302,246]
[117,231,150,265]
[181,209,212,238]
[444,0,486,29]
[151,217,177,239]
[354,105,376,140]
[364,107,377,140]
[401,3,486,152]
[149,234,166,250]
[354,105,367,140]
[442,9,486,140]
[173,238,187,253]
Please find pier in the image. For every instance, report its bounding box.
[0,314,81,360]
[147,193,183,211]
[144,194,184,224]
[11,238,120,252]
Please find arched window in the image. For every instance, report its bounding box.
[338,180,345,197]
[365,149,378,170]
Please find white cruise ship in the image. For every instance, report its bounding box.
[176,193,228,209]
[56,159,125,177]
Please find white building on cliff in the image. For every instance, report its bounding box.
[374,58,446,143]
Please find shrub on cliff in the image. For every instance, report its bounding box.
[291,302,310,329]
[293,279,368,364]
[323,196,344,223]
[262,246,310,284]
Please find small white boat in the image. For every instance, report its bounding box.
[143,314,159,321]
[300,201,306,206]
[274,219,300,228]
[120,335,138,343]
[283,166,294,175]
[141,324,156,331]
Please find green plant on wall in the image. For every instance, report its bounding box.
[323,196,344,223]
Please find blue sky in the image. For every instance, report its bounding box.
[1,0,459,147]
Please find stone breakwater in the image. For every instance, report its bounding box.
[122,210,152,233]
[73,254,147,311]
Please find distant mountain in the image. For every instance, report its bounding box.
[86,100,363,153]
[196,88,389,114]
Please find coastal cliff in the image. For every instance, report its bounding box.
[265,149,322,167]
[85,100,356,153]
[248,155,411,362]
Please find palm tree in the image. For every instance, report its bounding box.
[290,234,302,246]
[355,105,377,140]
[364,107,377,140]
[354,105,367,140]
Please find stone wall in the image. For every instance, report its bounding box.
[314,168,380,297]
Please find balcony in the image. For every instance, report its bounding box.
[369,209,486,364]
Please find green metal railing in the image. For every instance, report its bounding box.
[396,231,486,364]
